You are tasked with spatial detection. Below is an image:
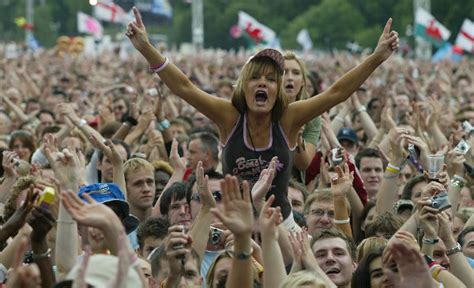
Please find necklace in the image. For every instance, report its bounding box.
[246,115,265,173]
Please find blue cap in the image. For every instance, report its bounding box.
[79,183,126,203]
[337,128,358,144]
[78,183,139,234]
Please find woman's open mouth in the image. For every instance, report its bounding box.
[255,90,268,105]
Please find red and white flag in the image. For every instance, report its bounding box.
[455,18,474,53]
[94,0,131,25]
[77,12,103,38]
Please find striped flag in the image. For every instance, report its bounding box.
[94,0,131,25]
[455,18,474,53]
[77,12,103,38]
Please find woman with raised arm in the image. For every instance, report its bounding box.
[126,7,399,226]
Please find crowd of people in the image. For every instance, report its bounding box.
[0,8,473,288]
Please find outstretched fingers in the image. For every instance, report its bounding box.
[383,18,393,35]
[132,7,144,28]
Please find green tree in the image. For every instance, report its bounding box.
[282,0,365,50]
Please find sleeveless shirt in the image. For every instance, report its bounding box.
[221,114,294,218]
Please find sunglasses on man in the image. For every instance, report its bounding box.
[190,191,222,202]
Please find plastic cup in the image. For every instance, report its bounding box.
[426,154,444,180]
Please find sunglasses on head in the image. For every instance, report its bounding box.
[190,190,222,202]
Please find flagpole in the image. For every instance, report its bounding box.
[25,0,33,42]
[414,0,432,59]
[192,0,204,50]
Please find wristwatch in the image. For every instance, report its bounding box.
[355,106,367,115]
[450,178,465,189]
[422,237,439,245]
[446,242,462,256]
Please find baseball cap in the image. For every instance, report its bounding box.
[337,128,358,144]
[78,183,139,234]
[247,48,285,74]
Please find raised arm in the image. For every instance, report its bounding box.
[438,211,473,288]
[260,195,287,288]
[189,162,216,262]
[286,19,399,133]
[330,164,354,238]
[211,176,254,288]
[89,135,127,198]
[44,147,83,277]
[376,128,408,214]
[126,7,237,138]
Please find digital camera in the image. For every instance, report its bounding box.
[454,139,471,155]
[462,121,474,134]
[210,226,224,246]
[431,191,451,211]
[331,147,343,166]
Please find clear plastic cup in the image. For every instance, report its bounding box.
[426,154,444,180]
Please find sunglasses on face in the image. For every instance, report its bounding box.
[190,191,222,202]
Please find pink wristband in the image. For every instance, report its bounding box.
[150,57,170,73]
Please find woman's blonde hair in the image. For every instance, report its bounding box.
[284,51,309,101]
[356,236,388,262]
[206,249,262,287]
[232,57,287,121]
[281,270,333,288]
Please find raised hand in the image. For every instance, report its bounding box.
[28,205,55,243]
[330,163,354,198]
[388,128,409,160]
[437,211,455,246]
[2,185,38,241]
[196,161,216,210]
[418,204,440,239]
[44,147,84,190]
[419,181,445,199]
[389,231,420,252]
[126,7,151,52]
[382,238,435,288]
[259,195,281,242]
[89,135,123,166]
[446,145,465,177]
[373,18,399,62]
[251,157,277,213]
[165,225,193,276]
[288,230,335,286]
[169,138,186,172]
[61,191,121,232]
[211,176,253,238]
[2,150,19,178]
[380,101,396,131]
[57,103,79,123]
[404,135,429,167]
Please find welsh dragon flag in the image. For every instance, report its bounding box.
[455,18,474,53]
[238,11,277,48]
[415,8,451,47]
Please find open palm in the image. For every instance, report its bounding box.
[61,191,119,230]
[212,176,254,237]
